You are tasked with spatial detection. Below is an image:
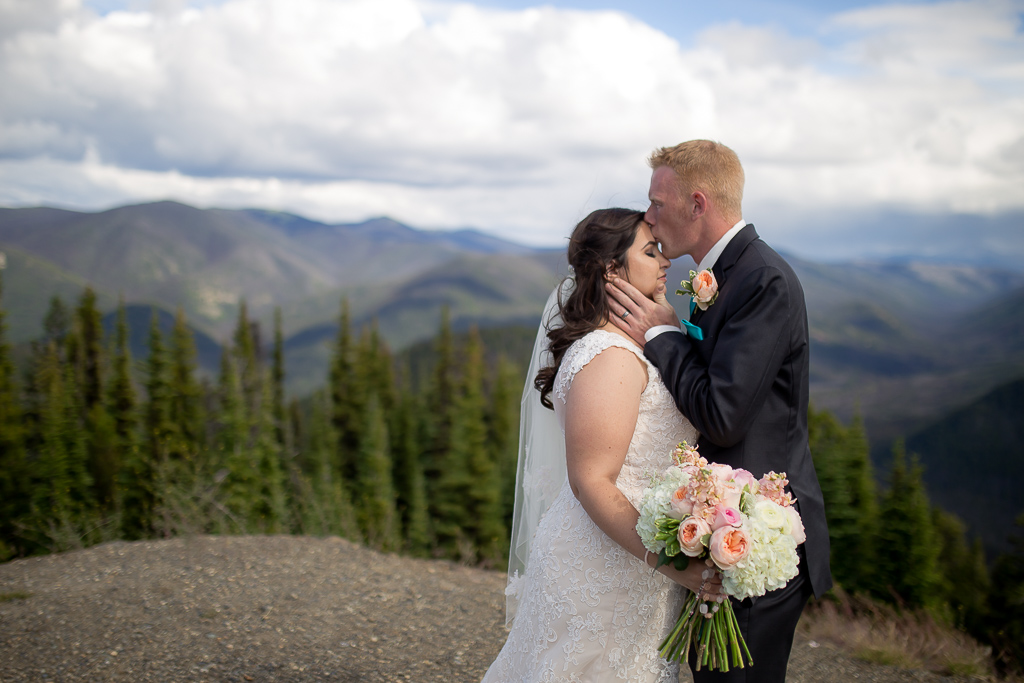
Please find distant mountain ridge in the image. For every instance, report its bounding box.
[0,201,562,344]
[2,201,1024,452]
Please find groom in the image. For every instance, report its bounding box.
[607,140,832,682]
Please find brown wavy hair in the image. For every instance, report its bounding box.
[535,208,646,409]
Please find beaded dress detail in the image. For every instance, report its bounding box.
[482,330,698,683]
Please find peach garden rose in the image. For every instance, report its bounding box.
[678,516,712,557]
[709,526,750,569]
[677,268,720,311]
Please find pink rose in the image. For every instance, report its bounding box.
[692,270,719,310]
[721,480,743,509]
[709,463,734,481]
[709,526,750,570]
[786,506,806,545]
[670,487,694,518]
[711,505,742,531]
[678,516,712,557]
[732,469,758,493]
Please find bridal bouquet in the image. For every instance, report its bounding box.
[635,442,806,671]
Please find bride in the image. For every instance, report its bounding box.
[482,208,723,683]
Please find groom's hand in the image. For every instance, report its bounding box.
[606,277,679,347]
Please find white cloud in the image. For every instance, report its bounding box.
[0,0,1022,247]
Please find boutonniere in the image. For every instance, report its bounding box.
[677,268,719,311]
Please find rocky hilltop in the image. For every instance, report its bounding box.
[0,536,977,682]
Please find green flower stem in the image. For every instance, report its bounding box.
[658,594,753,672]
[726,605,742,666]
[657,593,754,672]
[699,612,714,669]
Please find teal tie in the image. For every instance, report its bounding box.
[681,318,703,340]
[682,297,703,340]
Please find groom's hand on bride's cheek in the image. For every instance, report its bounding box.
[605,277,679,345]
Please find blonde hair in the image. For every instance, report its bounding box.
[648,140,744,220]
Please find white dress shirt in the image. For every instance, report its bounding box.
[644,219,747,342]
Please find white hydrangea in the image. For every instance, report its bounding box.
[636,466,691,552]
[722,514,800,600]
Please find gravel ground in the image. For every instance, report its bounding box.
[0,536,977,682]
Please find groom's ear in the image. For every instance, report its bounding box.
[691,190,708,218]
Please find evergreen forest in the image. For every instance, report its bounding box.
[0,275,1021,675]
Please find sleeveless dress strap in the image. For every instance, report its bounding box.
[554,330,649,404]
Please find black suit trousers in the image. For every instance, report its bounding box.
[689,558,812,683]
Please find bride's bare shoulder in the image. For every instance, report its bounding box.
[564,330,649,389]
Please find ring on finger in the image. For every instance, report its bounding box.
[621,311,630,319]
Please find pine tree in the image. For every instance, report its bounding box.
[356,393,399,551]
[122,311,169,539]
[297,390,359,540]
[144,311,173,457]
[363,322,395,415]
[489,356,520,534]
[106,300,137,531]
[272,307,286,447]
[30,341,94,547]
[843,414,878,593]
[232,299,261,408]
[391,387,430,554]
[809,407,877,593]
[329,298,359,485]
[67,288,119,512]
[0,269,27,559]
[168,307,203,460]
[215,305,288,532]
[457,327,505,564]
[876,441,943,608]
[288,397,306,470]
[108,300,137,454]
[252,367,289,533]
[423,307,455,522]
[217,345,257,531]
[86,399,119,513]
[74,287,104,410]
[43,295,71,347]
[216,347,246,459]
[933,508,990,631]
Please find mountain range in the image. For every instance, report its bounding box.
[2,201,1023,478]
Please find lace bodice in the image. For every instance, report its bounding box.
[553,330,698,506]
[483,330,698,683]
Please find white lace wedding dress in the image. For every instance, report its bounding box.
[482,330,698,683]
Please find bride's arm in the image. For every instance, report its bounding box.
[564,345,723,598]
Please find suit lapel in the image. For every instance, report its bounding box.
[690,224,759,326]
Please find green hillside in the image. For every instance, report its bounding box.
[906,378,1024,554]
[0,245,116,343]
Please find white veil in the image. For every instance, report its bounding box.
[505,276,574,626]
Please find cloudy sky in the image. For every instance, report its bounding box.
[1,0,1022,259]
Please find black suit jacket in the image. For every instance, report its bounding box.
[645,224,832,598]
